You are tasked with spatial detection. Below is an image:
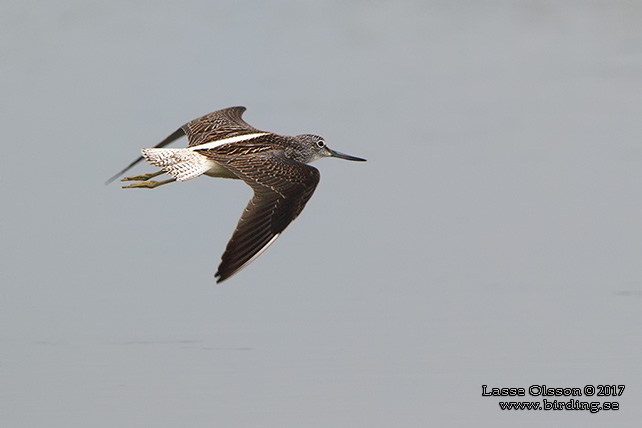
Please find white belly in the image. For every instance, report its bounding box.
[203,160,239,179]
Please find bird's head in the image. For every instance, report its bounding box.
[292,134,367,164]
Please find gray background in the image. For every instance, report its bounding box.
[2,0,641,426]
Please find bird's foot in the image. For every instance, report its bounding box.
[121,172,164,182]
[122,179,175,189]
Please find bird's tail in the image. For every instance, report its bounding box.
[141,148,212,182]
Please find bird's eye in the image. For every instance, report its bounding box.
[317,140,325,148]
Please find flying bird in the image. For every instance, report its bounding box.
[107,107,366,283]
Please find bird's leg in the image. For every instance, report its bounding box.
[121,170,176,189]
[121,170,165,182]
[122,177,177,189]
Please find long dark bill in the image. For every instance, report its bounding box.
[329,149,366,162]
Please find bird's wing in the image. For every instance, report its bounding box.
[203,151,320,283]
[183,106,263,147]
[106,106,260,184]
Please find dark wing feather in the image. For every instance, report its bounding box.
[183,106,263,147]
[106,106,259,184]
[207,151,320,283]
